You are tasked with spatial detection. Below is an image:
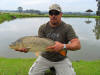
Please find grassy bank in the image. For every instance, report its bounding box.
[0,13,48,24]
[0,12,100,24]
[62,14,100,18]
[0,58,100,75]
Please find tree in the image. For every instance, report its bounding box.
[85,9,93,16]
[18,7,23,13]
[85,9,93,21]
[29,9,34,15]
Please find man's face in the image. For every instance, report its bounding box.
[49,10,62,25]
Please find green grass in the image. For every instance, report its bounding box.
[0,12,48,23]
[0,58,100,75]
[73,60,100,75]
[0,14,12,23]
[0,12,100,24]
[0,58,36,75]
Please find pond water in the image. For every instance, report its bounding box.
[0,17,100,61]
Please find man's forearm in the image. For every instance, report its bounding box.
[66,38,81,51]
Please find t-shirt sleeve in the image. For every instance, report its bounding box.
[38,24,46,37]
[66,25,78,41]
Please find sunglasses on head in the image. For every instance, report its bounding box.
[49,10,60,16]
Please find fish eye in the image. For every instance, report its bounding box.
[11,42,16,46]
[16,39,22,43]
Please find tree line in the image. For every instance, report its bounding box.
[18,7,41,14]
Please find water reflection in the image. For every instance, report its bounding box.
[85,20,92,24]
[93,18,100,40]
[84,18,92,24]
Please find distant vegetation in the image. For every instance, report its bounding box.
[18,7,23,13]
[0,58,100,75]
[0,6,96,16]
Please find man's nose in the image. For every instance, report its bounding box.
[52,15,56,17]
[52,15,57,18]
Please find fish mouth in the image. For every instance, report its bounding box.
[9,44,12,48]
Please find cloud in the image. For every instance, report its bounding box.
[18,0,83,7]
[19,0,80,5]
[0,0,97,12]
[20,0,49,5]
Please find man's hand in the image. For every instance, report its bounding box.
[15,48,28,53]
[46,41,64,52]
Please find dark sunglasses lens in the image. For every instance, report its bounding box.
[49,11,60,16]
[55,11,60,15]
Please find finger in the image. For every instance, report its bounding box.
[47,46,55,49]
[19,48,25,52]
[22,49,27,52]
[25,49,28,51]
[55,41,59,44]
[19,50,23,52]
[54,41,58,44]
[15,49,19,51]
[24,51,28,53]
[46,48,54,51]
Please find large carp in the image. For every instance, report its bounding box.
[9,36,55,52]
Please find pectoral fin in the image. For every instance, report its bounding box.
[26,47,31,51]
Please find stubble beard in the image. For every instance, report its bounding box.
[50,19,61,27]
[50,19,59,26]
[49,16,61,27]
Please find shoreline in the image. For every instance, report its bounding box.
[0,12,100,24]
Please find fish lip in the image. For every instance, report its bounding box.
[9,44,15,49]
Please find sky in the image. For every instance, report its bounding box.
[0,0,98,12]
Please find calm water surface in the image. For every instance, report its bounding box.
[0,17,100,61]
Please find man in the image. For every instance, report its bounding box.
[16,4,81,75]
